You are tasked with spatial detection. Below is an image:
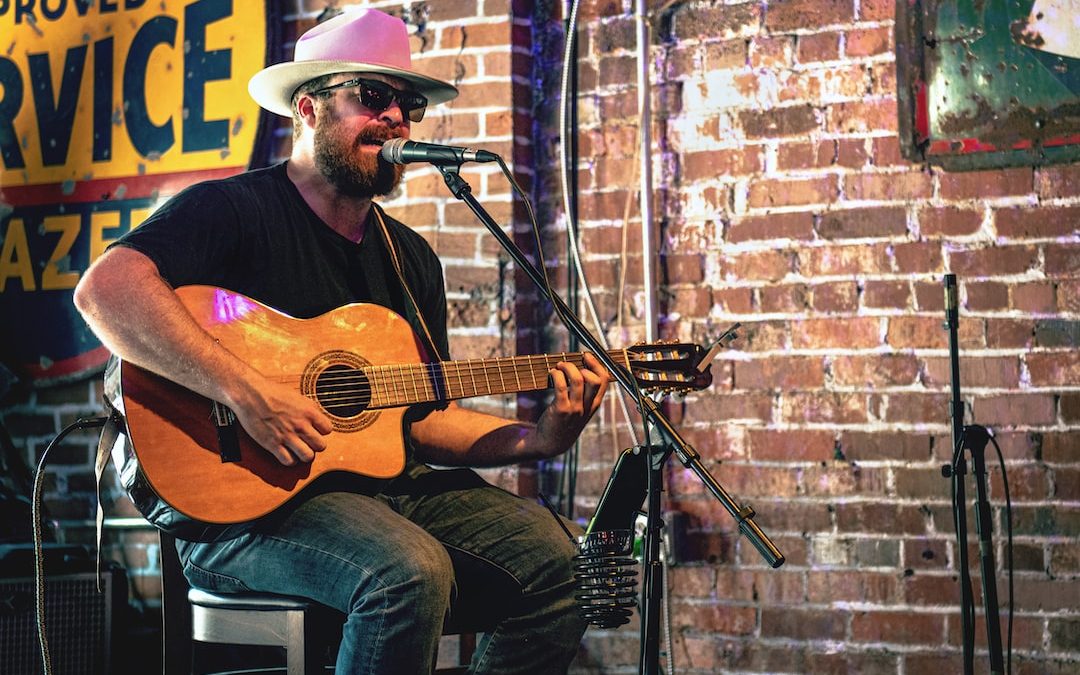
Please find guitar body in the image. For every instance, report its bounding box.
[111,285,712,525]
[117,286,423,524]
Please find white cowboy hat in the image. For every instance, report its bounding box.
[248,9,458,118]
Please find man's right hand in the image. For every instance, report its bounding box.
[229,379,334,466]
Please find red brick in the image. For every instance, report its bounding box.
[777,140,834,170]
[921,355,1020,389]
[721,249,794,281]
[671,1,761,41]
[727,212,814,243]
[672,601,758,635]
[808,571,901,604]
[884,393,952,424]
[860,0,896,19]
[852,611,946,645]
[987,318,1036,348]
[797,31,840,62]
[735,356,826,390]
[738,320,790,351]
[702,39,749,71]
[872,135,905,166]
[1012,282,1058,313]
[683,147,764,179]
[846,168,933,199]
[972,394,1057,426]
[939,167,1035,200]
[836,503,928,534]
[949,245,1040,277]
[1062,393,1080,423]
[836,138,869,167]
[740,105,820,139]
[826,98,898,133]
[919,207,983,237]
[831,354,920,387]
[965,281,1009,310]
[800,464,888,496]
[863,280,912,309]
[893,242,944,273]
[749,35,795,69]
[1037,163,1080,199]
[1045,243,1080,276]
[766,0,855,32]
[762,609,845,641]
[816,206,908,239]
[845,26,892,56]
[783,392,868,424]
[682,392,773,424]
[794,317,881,349]
[1026,351,1080,387]
[799,243,892,275]
[759,283,809,312]
[713,287,754,313]
[839,432,932,462]
[914,281,946,311]
[746,428,836,461]
[886,316,949,349]
[995,205,1080,238]
[809,281,859,312]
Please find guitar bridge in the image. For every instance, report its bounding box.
[211,402,242,463]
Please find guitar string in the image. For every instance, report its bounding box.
[276,348,668,387]
[248,349,682,409]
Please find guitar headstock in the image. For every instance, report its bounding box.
[624,342,713,394]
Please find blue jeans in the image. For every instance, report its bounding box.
[174,466,586,674]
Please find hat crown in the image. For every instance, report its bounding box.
[294,9,412,72]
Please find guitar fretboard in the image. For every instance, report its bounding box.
[363,350,629,409]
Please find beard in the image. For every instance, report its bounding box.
[313,113,405,198]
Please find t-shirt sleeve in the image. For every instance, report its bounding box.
[110,182,243,288]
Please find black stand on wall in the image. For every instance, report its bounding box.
[940,273,1005,675]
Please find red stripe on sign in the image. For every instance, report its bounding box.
[22,345,112,381]
[1,166,248,205]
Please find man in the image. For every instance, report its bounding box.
[74,9,607,674]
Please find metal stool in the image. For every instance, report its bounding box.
[188,587,329,674]
[160,532,478,674]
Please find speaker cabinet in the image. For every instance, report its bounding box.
[0,568,125,675]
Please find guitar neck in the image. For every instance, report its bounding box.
[365,350,627,408]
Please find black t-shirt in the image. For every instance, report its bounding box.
[111,162,450,539]
[117,161,448,355]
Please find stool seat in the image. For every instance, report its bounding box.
[188,588,314,611]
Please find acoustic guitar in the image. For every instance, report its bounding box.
[105,286,713,524]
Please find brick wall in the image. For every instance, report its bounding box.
[3,0,1077,673]
[561,0,1080,673]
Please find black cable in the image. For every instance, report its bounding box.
[988,431,1013,675]
[32,415,109,675]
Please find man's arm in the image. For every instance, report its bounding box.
[410,353,609,466]
[74,246,331,465]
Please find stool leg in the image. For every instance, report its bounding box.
[285,609,308,675]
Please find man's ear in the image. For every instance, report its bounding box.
[295,93,319,128]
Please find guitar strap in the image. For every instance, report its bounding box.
[372,204,447,363]
[93,402,124,591]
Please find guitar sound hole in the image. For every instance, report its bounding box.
[315,365,371,418]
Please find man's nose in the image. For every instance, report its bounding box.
[379,101,406,127]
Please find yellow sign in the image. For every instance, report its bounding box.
[0,0,269,386]
[0,0,265,187]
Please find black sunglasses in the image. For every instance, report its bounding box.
[310,77,428,122]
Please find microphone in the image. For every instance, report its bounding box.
[379,138,498,166]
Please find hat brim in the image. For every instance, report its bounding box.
[248,60,458,118]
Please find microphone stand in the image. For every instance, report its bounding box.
[436,163,785,674]
[941,274,1004,675]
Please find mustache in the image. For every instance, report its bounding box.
[353,127,404,151]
